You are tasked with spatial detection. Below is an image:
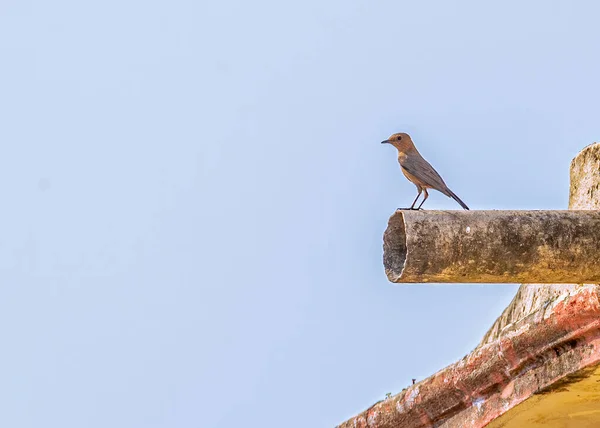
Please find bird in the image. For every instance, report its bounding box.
[381,132,469,210]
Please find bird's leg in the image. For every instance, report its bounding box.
[408,188,423,210]
[416,189,429,210]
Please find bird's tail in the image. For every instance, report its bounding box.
[446,189,469,210]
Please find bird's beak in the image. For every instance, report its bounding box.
[381,140,390,144]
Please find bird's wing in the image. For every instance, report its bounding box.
[401,155,451,195]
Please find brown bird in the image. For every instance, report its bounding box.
[381,132,469,210]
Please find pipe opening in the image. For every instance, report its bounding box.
[383,211,407,282]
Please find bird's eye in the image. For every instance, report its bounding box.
[397,135,402,140]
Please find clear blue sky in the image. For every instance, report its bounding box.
[0,1,598,427]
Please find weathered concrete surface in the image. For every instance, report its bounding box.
[337,286,600,428]
[481,142,600,346]
[570,142,600,211]
[384,210,600,284]
[487,363,600,427]
[338,143,600,427]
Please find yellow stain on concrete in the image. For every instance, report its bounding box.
[488,364,600,427]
